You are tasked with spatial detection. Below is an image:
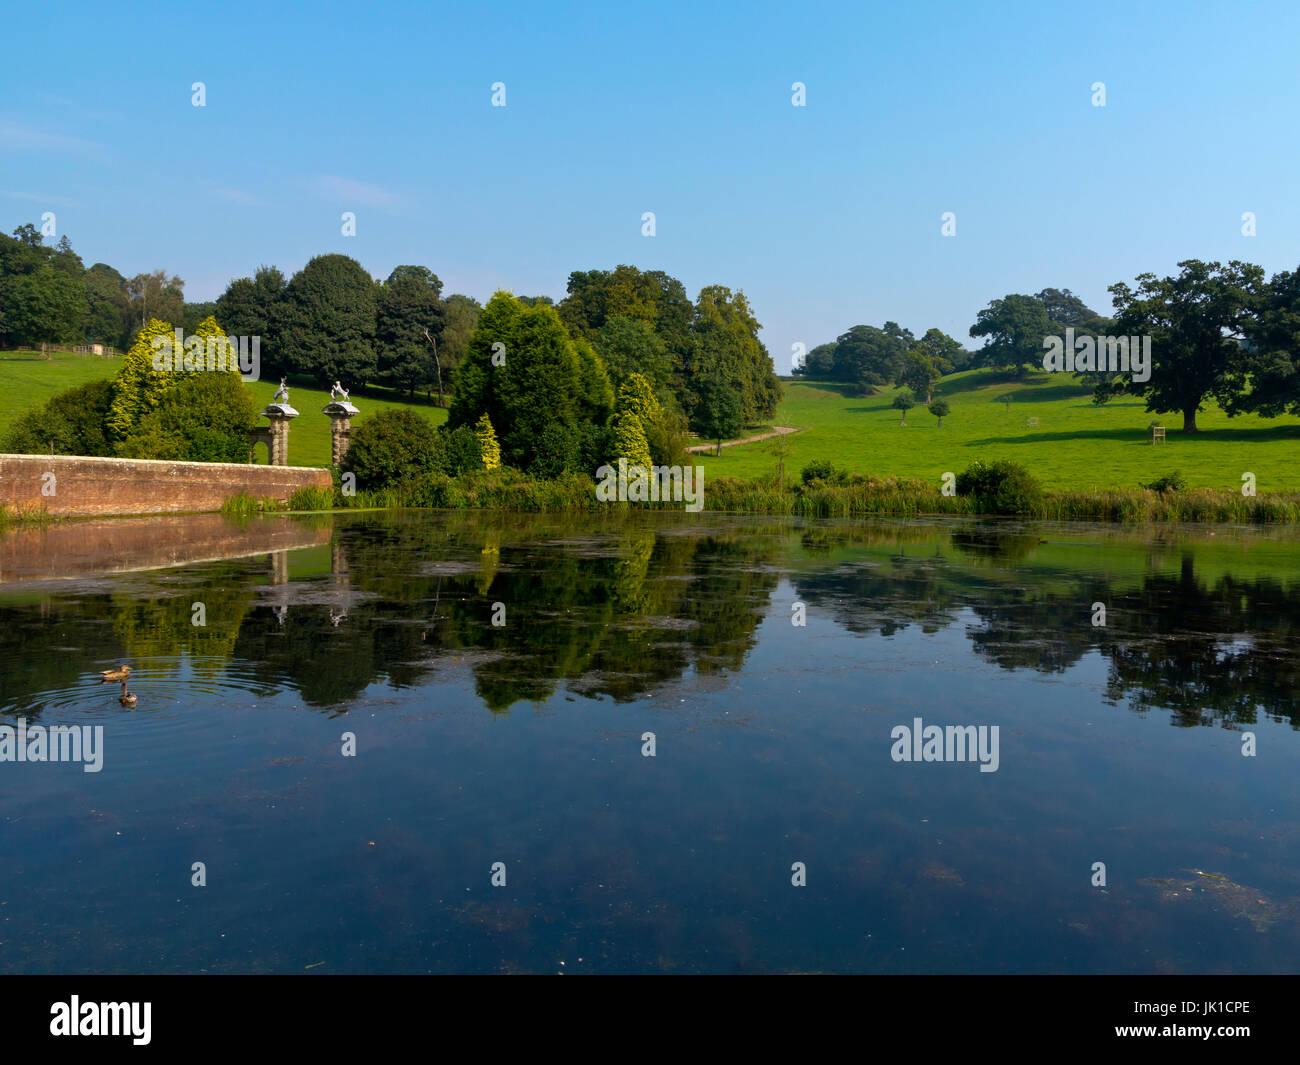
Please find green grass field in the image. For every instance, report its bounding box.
[0,351,125,437]
[4,351,1300,491]
[0,350,447,469]
[699,371,1300,493]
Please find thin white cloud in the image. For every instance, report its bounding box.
[0,117,108,159]
[311,174,403,209]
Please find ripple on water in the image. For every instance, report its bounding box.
[1,659,300,739]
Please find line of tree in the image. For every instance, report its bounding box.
[794,321,970,404]
[3,222,783,436]
[214,256,481,399]
[0,224,214,352]
[440,265,784,478]
[799,266,1300,434]
[967,267,1300,432]
[557,264,782,436]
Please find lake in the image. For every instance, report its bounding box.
[1,509,1298,973]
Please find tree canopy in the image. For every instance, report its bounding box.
[1108,259,1263,432]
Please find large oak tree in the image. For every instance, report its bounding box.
[1108,259,1263,432]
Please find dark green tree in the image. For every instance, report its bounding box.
[694,371,745,455]
[0,266,87,349]
[278,254,377,386]
[892,388,916,425]
[913,327,963,373]
[215,265,288,377]
[377,265,446,397]
[438,294,481,383]
[1108,259,1264,432]
[969,294,1051,376]
[897,350,942,403]
[82,264,131,348]
[594,315,671,392]
[797,341,837,378]
[560,265,694,399]
[449,292,600,468]
[1225,267,1300,417]
[832,324,909,395]
[686,285,781,426]
[2,379,115,455]
[1034,287,1104,329]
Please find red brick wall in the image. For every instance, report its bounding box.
[0,453,333,517]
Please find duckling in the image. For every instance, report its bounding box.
[100,665,132,682]
[119,689,137,708]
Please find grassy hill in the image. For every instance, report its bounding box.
[0,350,447,469]
[697,371,1300,493]
[4,352,1300,492]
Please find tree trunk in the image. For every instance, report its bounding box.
[1182,407,1198,432]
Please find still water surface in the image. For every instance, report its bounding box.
[1,510,1298,973]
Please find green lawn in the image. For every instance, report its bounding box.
[0,350,447,469]
[696,371,1300,493]
[0,350,125,438]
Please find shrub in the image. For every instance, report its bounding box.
[612,410,652,470]
[1142,470,1187,493]
[409,471,459,508]
[800,459,846,486]
[575,422,615,472]
[108,315,237,440]
[955,460,1042,515]
[117,372,258,463]
[343,408,442,490]
[441,424,483,476]
[531,423,584,478]
[644,402,689,467]
[475,413,501,471]
[2,379,115,456]
[615,373,662,426]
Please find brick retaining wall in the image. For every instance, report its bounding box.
[0,454,332,517]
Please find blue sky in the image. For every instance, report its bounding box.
[3,0,1297,370]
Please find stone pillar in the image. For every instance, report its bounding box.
[258,402,299,467]
[328,412,352,465]
[267,414,292,466]
[322,400,360,466]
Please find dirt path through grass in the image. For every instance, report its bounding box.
[685,426,799,453]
